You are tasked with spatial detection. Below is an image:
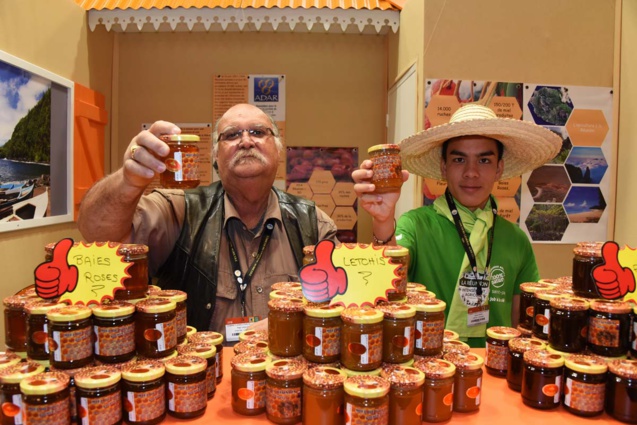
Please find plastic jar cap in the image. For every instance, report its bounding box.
[239,329,268,342]
[383,245,409,257]
[341,306,384,324]
[75,366,122,389]
[153,290,187,303]
[46,304,92,321]
[164,355,207,375]
[135,297,177,314]
[344,375,390,398]
[443,352,484,370]
[414,358,456,379]
[443,340,470,354]
[303,367,347,389]
[380,366,425,388]
[565,354,608,374]
[266,359,307,380]
[520,282,556,293]
[231,352,270,373]
[524,349,564,368]
[340,367,382,377]
[91,302,135,318]
[177,342,217,359]
[508,337,546,353]
[25,300,68,315]
[411,298,446,313]
[190,331,224,346]
[20,372,69,395]
[590,299,632,314]
[0,361,45,384]
[121,360,165,382]
[3,294,40,308]
[573,241,603,257]
[186,326,197,337]
[116,243,149,257]
[269,290,303,300]
[272,282,303,291]
[268,297,305,312]
[486,326,521,341]
[549,296,590,311]
[367,143,400,154]
[304,303,344,318]
[443,329,459,341]
[0,352,22,370]
[376,303,416,319]
[162,134,200,143]
[535,289,565,301]
[233,340,269,355]
[609,359,637,379]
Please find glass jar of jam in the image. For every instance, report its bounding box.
[25,300,67,361]
[521,349,564,409]
[114,244,149,301]
[368,144,403,194]
[176,342,217,399]
[384,246,409,301]
[4,294,40,354]
[152,290,187,344]
[343,375,390,425]
[572,241,604,298]
[376,303,416,364]
[303,304,343,364]
[506,337,546,392]
[302,245,316,266]
[485,326,521,377]
[159,134,200,189]
[444,352,484,413]
[548,296,590,353]
[588,299,631,357]
[74,365,122,424]
[607,359,637,422]
[0,361,45,424]
[189,331,224,384]
[268,298,305,357]
[411,298,446,358]
[234,339,269,355]
[443,339,471,355]
[380,365,425,425]
[134,298,177,359]
[519,282,556,332]
[239,329,268,343]
[164,355,207,419]
[265,358,306,425]
[92,301,136,364]
[414,358,455,423]
[340,307,384,371]
[302,366,347,425]
[231,352,270,416]
[120,360,166,425]
[46,305,93,369]
[562,354,607,417]
[532,288,565,341]
[19,371,70,424]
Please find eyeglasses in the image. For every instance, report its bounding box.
[218,127,274,143]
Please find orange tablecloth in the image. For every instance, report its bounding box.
[163,348,621,424]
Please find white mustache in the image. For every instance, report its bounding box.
[230,149,268,167]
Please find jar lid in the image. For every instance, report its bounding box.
[341,306,384,324]
[20,372,69,395]
[380,366,425,389]
[486,326,521,341]
[414,358,456,379]
[266,358,307,380]
[271,282,303,292]
[524,349,564,368]
[535,289,567,301]
[25,300,68,315]
[302,245,315,255]
[75,366,121,389]
[573,241,603,257]
[239,329,268,342]
[590,299,632,314]
[3,293,41,308]
[190,331,224,346]
[269,289,303,300]
[367,143,400,154]
[564,354,608,374]
[340,367,382,377]
[344,375,390,398]
[135,297,176,314]
[121,360,165,382]
[47,304,92,321]
[177,342,217,359]
[383,245,409,258]
[164,355,207,375]
[381,359,415,373]
[304,303,344,318]
[520,282,557,294]
[508,337,546,353]
[0,352,22,370]
[410,298,446,313]
[375,302,416,319]
[407,282,426,291]
[162,134,200,143]
[268,297,305,313]
[116,243,149,257]
[231,352,270,373]
[0,361,45,384]
[186,326,197,338]
[443,329,459,342]
[443,352,484,370]
[303,367,347,389]
[443,340,470,354]
[549,296,589,311]
[233,340,269,355]
[91,301,135,318]
[147,285,162,295]
[153,290,187,303]
[609,359,637,379]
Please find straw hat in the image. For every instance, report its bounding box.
[400,104,562,181]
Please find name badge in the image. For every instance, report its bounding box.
[225,316,260,342]
[458,270,490,308]
[467,305,490,327]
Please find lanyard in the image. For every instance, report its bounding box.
[444,189,497,276]
[227,218,276,316]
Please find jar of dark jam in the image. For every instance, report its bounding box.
[4,294,40,354]
[134,298,177,359]
[607,359,637,422]
[234,339,269,355]
[548,296,590,353]
[340,307,384,371]
[152,290,187,344]
[231,352,270,416]
[588,299,631,357]
[114,244,149,301]
[485,326,521,377]
[519,282,556,332]
[159,134,200,189]
[572,241,604,298]
[562,354,607,417]
[521,349,564,409]
[384,246,409,301]
[0,361,45,424]
[25,300,66,361]
[533,288,565,341]
[343,375,390,425]
[74,365,122,424]
[380,365,425,425]
[302,366,347,425]
[268,298,305,357]
[506,337,546,392]
[92,301,136,364]
[20,371,70,424]
[444,352,484,413]
[47,305,93,369]
[265,358,306,425]
[411,298,445,358]
[302,245,316,266]
[303,304,343,363]
[368,144,403,194]
[239,329,268,343]
[164,355,207,419]
[414,358,455,423]
[176,342,217,399]
[120,360,166,425]
[376,303,416,364]
[189,331,224,384]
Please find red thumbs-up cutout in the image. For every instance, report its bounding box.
[299,240,348,303]
[34,238,78,299]
[593,241,636,299]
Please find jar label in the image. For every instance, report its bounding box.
[94,322,135,356]
[3,393,24,425]
[540,375,562,403]
[176,308,187,338]
[535,308,550,335]
[485,343,508,371]
[124,385,165,422]
[166,151,198,182]
[167,381,207,413]
[206,365,216,395]
[358,331,382,365]
[51,327,93,362]
[144,318,177,351]
[394,326,415,355]
[23,397,70,425]
[371,154,401,180]
[311,326,341,357]
[345,401,388,425]
[588,316,620,348]
[564,377,605,412]
[79,391,122,424]
[266,385,302,420]
[416,318,444,350]
[238,380,266,410]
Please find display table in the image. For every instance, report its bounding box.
[163,347,621,424]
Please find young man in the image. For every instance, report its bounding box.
[353,103,561,346]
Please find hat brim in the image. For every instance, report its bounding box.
[400,118,562,181]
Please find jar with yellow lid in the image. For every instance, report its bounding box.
[485,326,521,376]
[158,134,200,189]
[4,293,41,354]
[49,364,82,424]
[548,296,590,353]
[588,299,631,357]
[343,375,390,425]
[75,365,122,424]
[521,349,564,409]
[411,298,446,357]
[380,365,424,425]
[231,352,270,416]
[607,359,637,422]
[20,371,70,424]
[572,241,604,298]
[414,358,455,423]
[189,331,224,384]
[444,352,484,413]
[532,288,566,341]
[443,329,459,342]
[303,304,343,363]
[0,361,46,423]
[376,302,416,364]
[164,355,207,419]
[519,282,556,331]
[134,298,177,359]
[25,300,67,361]
[506,337,546,392]
[234,339,269,355]
[92,301,136,364]
[153,290,187,344]
[0,352,22,371]
[176,342,217,399]
[114,244,149,301]
[368,144,402,194]
[302,366,347,425]
[562,354,607,417]
[265,358,307,425]
[268,298,305,357]
[340,307,384,371]
[120,360,166,425]
[384,246,409,301]
[46,305,93,369]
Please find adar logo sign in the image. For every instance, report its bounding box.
[254,78,279,102]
